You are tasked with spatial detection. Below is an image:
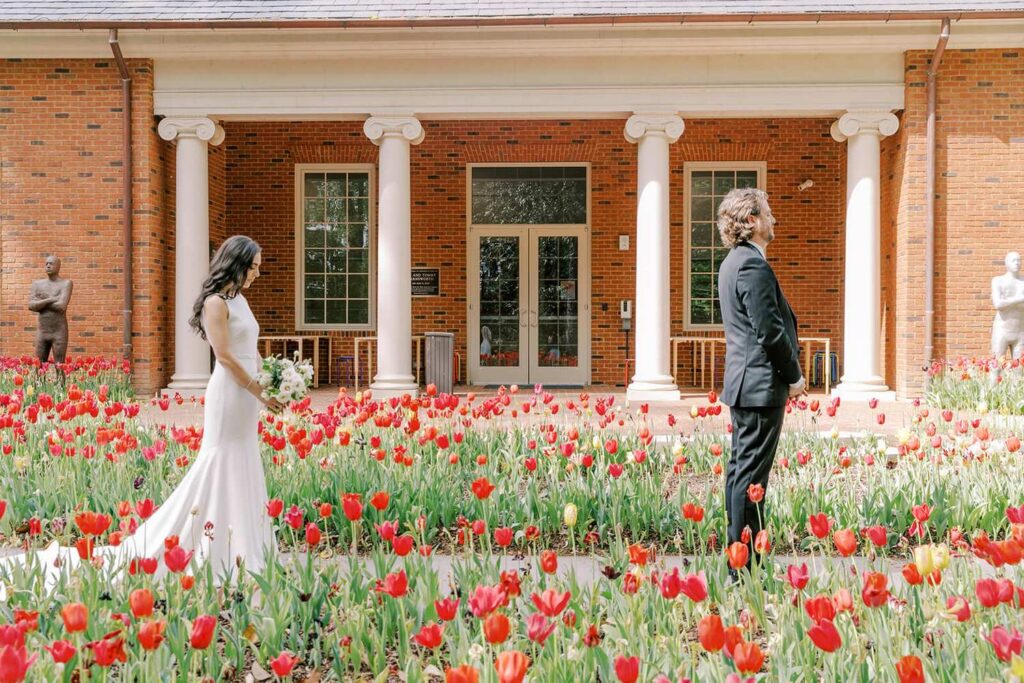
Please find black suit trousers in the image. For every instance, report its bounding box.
[725,404,786,568]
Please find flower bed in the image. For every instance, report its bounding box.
[925,356,1024,416]
[0,357,1022,681]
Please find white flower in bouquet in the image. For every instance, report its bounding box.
[256,352,314,405]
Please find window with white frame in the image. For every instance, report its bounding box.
[295,165,373,329]
[684,163,766,329]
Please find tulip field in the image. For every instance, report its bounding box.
[0,356,1023,682]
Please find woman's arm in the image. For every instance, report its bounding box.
[203,296,282,411]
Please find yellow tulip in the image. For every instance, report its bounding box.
[1010,654,1024,681]
[913,545,935,576]
[931,543,950,571]
[689,405,699,418]
[563,503,578,528]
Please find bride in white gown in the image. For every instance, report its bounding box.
[2,235,284,592]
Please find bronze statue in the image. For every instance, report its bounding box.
[28,255,74,364]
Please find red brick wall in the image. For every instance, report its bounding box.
[224,118,844,388]
[891,49,1024,395]
[0,58,170,394]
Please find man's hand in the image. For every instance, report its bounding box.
[789,376,807,397]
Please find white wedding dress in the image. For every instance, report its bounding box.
[1,293,277,594]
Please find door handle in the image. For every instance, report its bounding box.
[529,310,538,328]
[519,308,528,328]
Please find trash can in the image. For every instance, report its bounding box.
[425,332,455,395]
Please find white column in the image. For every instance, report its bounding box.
[363,116,424,399]
[831,110,899,401]
[625,113,684,402]
[158,117,225,395]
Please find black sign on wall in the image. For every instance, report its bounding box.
[411,268,440,297]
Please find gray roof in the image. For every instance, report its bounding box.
[3,1,1024,24]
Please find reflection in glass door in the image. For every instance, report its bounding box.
[469,227,588,386]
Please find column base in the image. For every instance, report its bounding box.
[164,374,210,398]
[370,374,418,400]
[626,377,681,402]
[834,379,896,402]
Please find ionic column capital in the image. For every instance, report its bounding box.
[830,110,899,142]
[157,117,225,145]
[624,113,685,144]
[363,116,425,146]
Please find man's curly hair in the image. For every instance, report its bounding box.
[717,187,767,249]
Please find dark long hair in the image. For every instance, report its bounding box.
[189,235,261,340]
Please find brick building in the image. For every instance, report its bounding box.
[1,2,1023,399]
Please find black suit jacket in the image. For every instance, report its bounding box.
[718,241,801,408]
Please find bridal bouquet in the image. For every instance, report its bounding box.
[256,353,314,404]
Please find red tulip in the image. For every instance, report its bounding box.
[807,618,842,652]
[269,651,299,677]
[614,655,640,683]
[266,498,284,518]
[392,534,414,556]
[976,578,1003,607]
[895,655,924,683]
[946,595,971,622]
[786,563,810,591]
[318,502,333,518]
[44,640,76,664]
[446,664,480,683]
[861,571,889,608]
[283,505,304,529]
[138,620,166,651]
[807,513,831,539]
[435,597,460,622]
[305,522,321,546]
[61,603,88,633]
[128,588,154,618]
[733,641,765,674]
[833,529,857,556]
[697,614,725,652]
[902,563,923,586]
[471,477,496,500]
[469,584,506,618]
[804,595,837,623]
[680,571,709,603]
[531,589,571,617]
[753,530,771,554]
[862,525,888,547]
[483,613,510,644]
[370,491,389,511]
[189,615,217,650]
[494,650,530,683]
[135,499,156,520]
[0,642,37,682]
[164,545,193,573]
[0,501,6,522]
[525,613,556,645]
[726,542,749,570]
[89,637,126,667]
[377,570,408,599]
[341,493,363,521]
[12,611,37,633]
[540,550,558,574]
[494,527,513,548]
[723,625,745,658]
[746,484,764,503]
[412,622,444,649]
[74,511,112,537]
[985,625,1024,662]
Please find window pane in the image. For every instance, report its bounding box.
[348,224,367,249]
[471,166,587,224]
[305,249,325,274]
[691,171,713,196]
[736,171,758,188]
[691,299,712,325]
[348,174,369,197]
[692,274,713,300]
[304,224,326,249]
[304,199,325,222]
[691,222,713,247]
[326,275,346,299]
[305,173,325,198]
[691,196,713,223]
[349,198,368,224]
[713,172,736,196]
[348,249,368,274]
[348,274,368,299]
[305,299,325,325]
[325,224,347,249]
[325,173,346,196]
[691,248,712,274]
[348,300,369,325]
[326,299,347,325]
[327,198,347,223]
[324,249,345,274]
[304,275,325,299]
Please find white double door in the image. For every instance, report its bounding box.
[469,226,590,386]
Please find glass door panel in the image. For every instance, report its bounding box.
[529,228,587,385]
[469,231,529,385]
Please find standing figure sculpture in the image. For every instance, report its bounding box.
[27,255,74,365]
[991,251,1024,360]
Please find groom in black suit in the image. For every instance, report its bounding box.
[716,188,805,577]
